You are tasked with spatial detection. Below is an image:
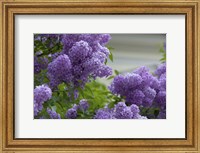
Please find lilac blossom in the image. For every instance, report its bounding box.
[66,104,78,119]
[155,63,166,78]
[109,66,158,107]
[47,108,61,119]
[34,85,52,116]
[130,104,140,114]
[114,102,133,119]
[61,34,111,55]
[47,54,72,88]
[79,99,89,112]
[68,40,112,87]
[94,102,147,119]
[94,108,113,119]
[47,35,112,88]
[154,63,166,119]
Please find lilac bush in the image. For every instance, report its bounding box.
[34,34,166,119]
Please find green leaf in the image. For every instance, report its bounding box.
[55,102,64,111]
[84,85,94,98]
[105,59,107,65]
[159,44,166,62]
[107,46,114,50]
[114,70,119,75]
[58,83,66,91]
[77,87,85,98]
[54,103,64,119]
[159,47,165,53]
[154,109,160,117]
[109,51,113,62]
[107,75,115,80]
[43,76,49,83]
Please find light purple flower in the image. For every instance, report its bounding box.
[94,109,113,119]
[34,85,52,116]
[155,63,166,78]
[47,108,61,119]
[79,99,89,112]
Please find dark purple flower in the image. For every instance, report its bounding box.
[66,107,77,119]
[47,108,61,119]
[155,91,166,107]
[47,54,72,88]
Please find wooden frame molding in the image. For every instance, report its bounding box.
[0,0,200,152]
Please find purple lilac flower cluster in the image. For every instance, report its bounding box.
[47,54,73,87]
[154,63,166,118]
[109,64,166,119]
[66,105,78,119]
[79,99,90,112]
[66,99,89,119]
[94,102,147,119]
[34,85,52,116]
[47,34,112,88]
[61,34,111,55]
[109,66,159,107]
[47,108,61,119]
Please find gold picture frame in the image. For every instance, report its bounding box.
[0,0,200,152]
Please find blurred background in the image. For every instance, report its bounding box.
[98,34,166,85]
